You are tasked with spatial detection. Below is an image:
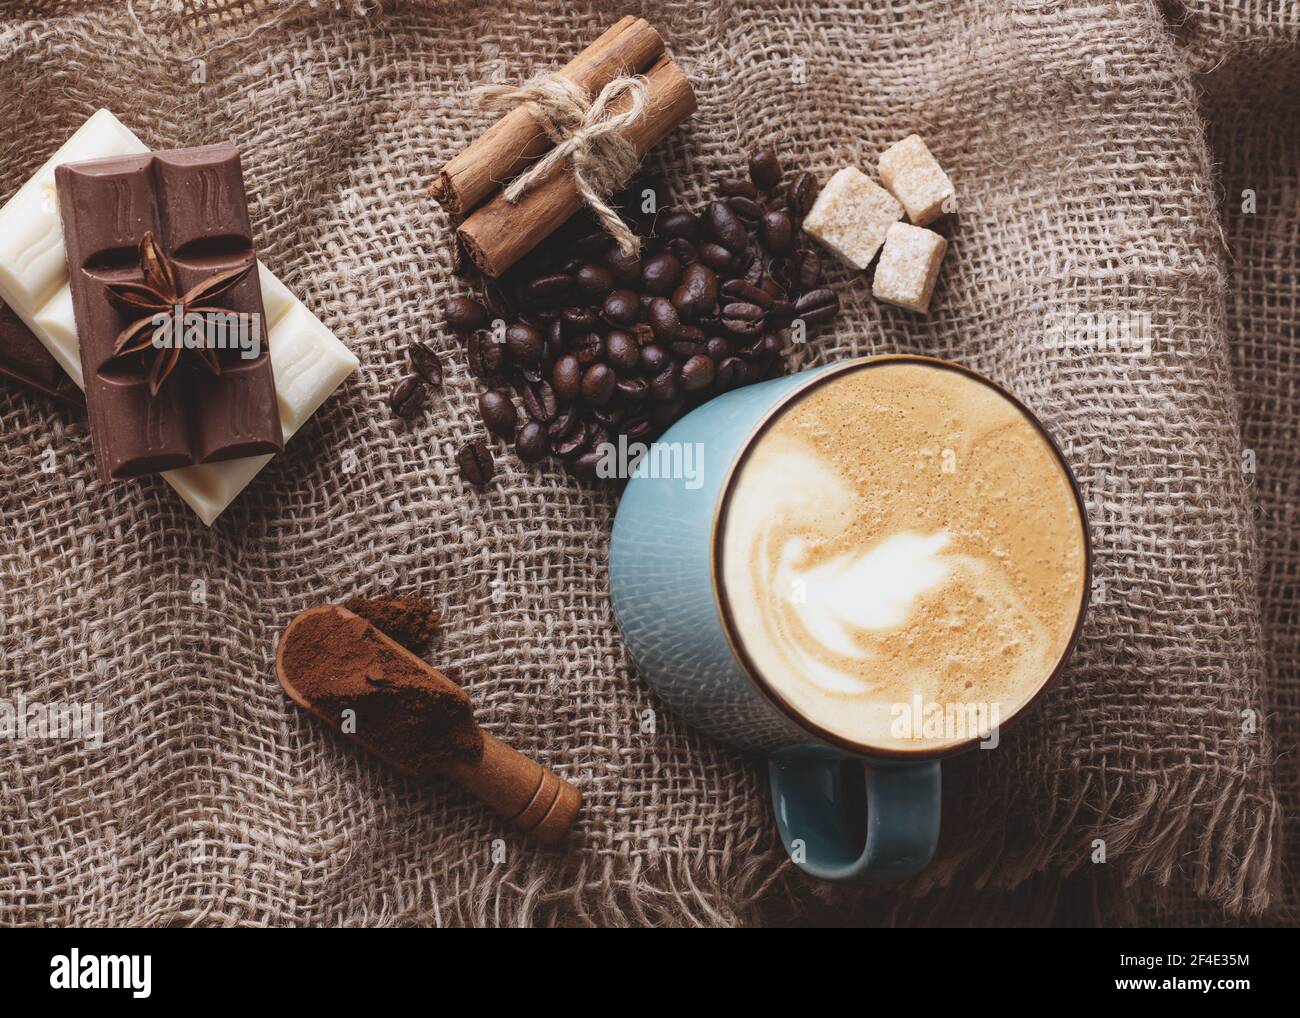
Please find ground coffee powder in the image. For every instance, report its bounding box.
[280,607,483,776]
[343,595,440,653]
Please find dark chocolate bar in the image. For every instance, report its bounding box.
[0,299,83,409]
[56,144,282,481]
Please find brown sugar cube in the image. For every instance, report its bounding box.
[878,135,955,226]
[872,222,948,313]
[801,166,903,270]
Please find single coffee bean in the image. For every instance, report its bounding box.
[742,255,764,287]
[760,210,794,254]
[680,354,716,393]
[672,262,720,322]
[483,281,514,321]
[561,307,599,336]
[794,248,824,291]
[718,177,760,201]
[586,420,614,447]
[605,330,641,373]
[548,405,579,441]
[650,363,680,403]
[727,194,764,224]
[516,421,549,463]
[574,263,616,299]
[604,248,643,283]
[720,278,773,308]
[478,389,518,440]
[640,343,670,375]
[570,331,604,365]
[699,242,733,271]
[466,330,505,378]
[787,170,818,217]
[670,284,699,323]
[793,287,840,326]
[570,449,604,478]
[658,209,700,240]
[748,149,783,191]
[522,379,558,422]
[624,416,652,441]
[523,273,573,308]
[715,355,746,390]
[650,396,687,428]
[581,363,616,406]
[671,338,707,359]
[706,336,731,362]
[552,421,588,458]
[665,237,698,265]
[641,253,682,296]
[552,355,582,402]
[721,301,766,337]
[456,439,495,486]
[647,297,682,341]
[704,201,748,251]
[502,324,541,366]
[670,322,707,354]
[602,288,640,327]
[768,299,796,325]
[616,376,650,403]
[408,342,442,385]
[389,375,427,417]
[445,296,489,335]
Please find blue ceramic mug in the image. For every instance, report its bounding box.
[609,355,1090,883]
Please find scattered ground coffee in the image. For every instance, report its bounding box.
[343,594,440,654]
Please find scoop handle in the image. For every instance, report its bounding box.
[445,733,581,844]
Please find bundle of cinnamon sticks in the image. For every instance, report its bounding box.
[430,17,697,277]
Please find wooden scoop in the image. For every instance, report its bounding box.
[276,604,581,845]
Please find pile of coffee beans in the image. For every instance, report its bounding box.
[414,148,841,484]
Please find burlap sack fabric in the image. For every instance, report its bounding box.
[1163,1,1300,928]
[0,0,1290,926]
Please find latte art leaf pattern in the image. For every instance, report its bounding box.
[721,362,1087,751]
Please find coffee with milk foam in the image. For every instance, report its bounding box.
[720,361,1087,752]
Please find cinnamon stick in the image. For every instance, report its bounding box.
[430,16,665,217]
[457,53,697,278]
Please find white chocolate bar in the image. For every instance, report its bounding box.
[878,134,954,227]
[0,110,357,525]
[872,222,947,313]
[802,166,903,271]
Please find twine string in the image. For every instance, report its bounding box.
[473,72,650,256]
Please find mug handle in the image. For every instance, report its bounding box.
[768,744,941,883]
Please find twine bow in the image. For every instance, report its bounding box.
[473,72,650,257]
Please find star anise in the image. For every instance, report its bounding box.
[106,232,254,395]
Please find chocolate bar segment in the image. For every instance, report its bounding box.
[56,144,282,481]
[0,299,83,408]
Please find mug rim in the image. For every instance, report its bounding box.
[709,354,1093,761]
